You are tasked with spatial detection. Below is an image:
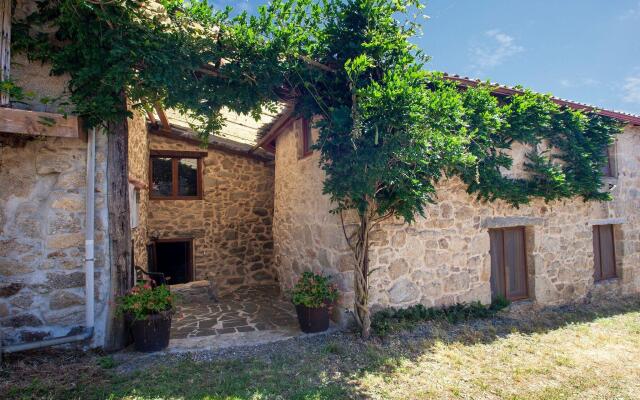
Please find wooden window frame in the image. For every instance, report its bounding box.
[593,224,617,282]
[489,226,530,302]
[149,150,206,200]
[300,118,313,158]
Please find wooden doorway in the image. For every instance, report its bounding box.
[489,226,529,301]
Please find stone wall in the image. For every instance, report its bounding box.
[273,120,640,322]
[12,0,72,115]
[0,132,111,346]
[147,133,276,291]
[0,0,112,346]
[127,110,150,269]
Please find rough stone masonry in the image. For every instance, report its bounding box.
[273,118,640,323]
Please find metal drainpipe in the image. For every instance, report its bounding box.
[1,128,97,356]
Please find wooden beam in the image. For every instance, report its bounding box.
[150,149,208,158]
[146,110,157,124]
[252,107,295,152]
[104,93,133,351]
[149,127,273,162]
[154,102,169,129]
[0,108,83,138]
[298,55,335,73]
[0,0,11,106]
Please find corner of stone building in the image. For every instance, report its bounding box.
[127,108,151,270]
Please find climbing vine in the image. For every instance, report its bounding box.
[456,85,621,206]
[12,0,624,338]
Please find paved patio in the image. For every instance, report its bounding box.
[170,284,300,340]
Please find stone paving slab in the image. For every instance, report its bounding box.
[170,284,301,340]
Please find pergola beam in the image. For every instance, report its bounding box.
[1,0,11,106]
[154,102,169,129]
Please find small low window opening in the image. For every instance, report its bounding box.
[150,151,204,200]
[601,145,616,178]
[593,224,617,282]
[301,118,313,157]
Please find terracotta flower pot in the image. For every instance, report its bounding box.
[295,304,330,333]
[129,311,172,352]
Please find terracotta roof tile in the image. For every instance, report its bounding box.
[442,73,640,126]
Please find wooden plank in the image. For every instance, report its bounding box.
[252,107,295,152]
[0,108,82,138]
[150,149,208,158]
[0,0,11,106]
[503,227,528,300]
[489,229,505,299]
[592,225,603,281]
[598,224,617,280]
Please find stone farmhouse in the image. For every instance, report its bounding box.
[2,0,640,352]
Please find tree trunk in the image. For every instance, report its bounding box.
[104,96,133,351]
[353,211,371,338]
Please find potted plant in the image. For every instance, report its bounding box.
[291,272,338,333]
[117,280,173,352]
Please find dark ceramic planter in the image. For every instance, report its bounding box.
[129,311,172,352]
[295,304,329,333]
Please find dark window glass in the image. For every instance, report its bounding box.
[150,155,201,199]
[151,157,173,197]
[178,158,198,196]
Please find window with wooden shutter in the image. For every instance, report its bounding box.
[601,145,616,178]
[593,224,617,282]
[301,118,313,157]
[489,226,529,301]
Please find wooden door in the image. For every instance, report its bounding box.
[490,227,528,301]
[593,225,616,281]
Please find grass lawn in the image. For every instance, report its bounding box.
[2,296,640,399]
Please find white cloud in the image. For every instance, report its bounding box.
[470,30,524,72]
[559,78,600,88]
[623,75,640,104]
[619,1,640,20]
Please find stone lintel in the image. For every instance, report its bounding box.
[588,217,626,226]
[481,216,544,229]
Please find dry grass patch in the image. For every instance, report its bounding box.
[358,310,640,399]
[2,296,640,399]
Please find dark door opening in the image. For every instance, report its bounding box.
[153,240,193,285]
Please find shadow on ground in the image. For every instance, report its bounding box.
[2,295,640,399]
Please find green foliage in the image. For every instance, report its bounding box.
[322,341,346,355]
[0,79,31,101]
[12,0,289,134]
[371,297,511,336]
[97,355,117,369]
[291,271,338,308]
[456,88,622,206]
[13,0,622,210]
[116,281,173,320]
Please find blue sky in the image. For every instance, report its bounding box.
[209,0,640,115]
